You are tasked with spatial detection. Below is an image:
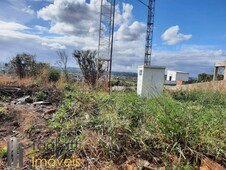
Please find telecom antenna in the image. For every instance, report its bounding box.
[144,0,156,65]
[137,0,166,98]
[97,0,116,93]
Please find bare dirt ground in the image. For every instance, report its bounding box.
[0,100,57,169]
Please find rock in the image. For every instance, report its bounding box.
[11,100,17,105]
[16,101,25,105]
[200,158,225,170]
[112,86,127,91]
[33,101,51,107]
[16,96,32,104]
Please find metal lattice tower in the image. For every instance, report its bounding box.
[144,0,156,65]
[97,0,116,92]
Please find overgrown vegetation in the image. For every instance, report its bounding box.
[47,86,226,169]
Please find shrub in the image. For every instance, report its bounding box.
[34,91,47,101]
[48,68,60,82]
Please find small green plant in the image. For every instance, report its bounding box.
[0,106,7,117]
[48,68,61,82]
[25,124,41,137]
[0,96,9,102]
[29,149,40,155]
[34,91,47,101]
[0,148,7,158]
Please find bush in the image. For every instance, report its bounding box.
[48,68,60,82]
[34,91,47,101]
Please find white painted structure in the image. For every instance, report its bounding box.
[137,65,165,98]
[166,70,189,82]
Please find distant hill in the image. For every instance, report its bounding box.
[112,71,137,77]
[54,66,137,77]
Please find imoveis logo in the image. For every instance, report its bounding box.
[6,137,81,169]
[31,157,81,168]
[31,137,80,168]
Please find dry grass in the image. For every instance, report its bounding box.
[0,74,34,86]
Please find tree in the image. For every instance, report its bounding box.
[8,53,36,79]
[7,53,49,79]
[56,50,69,81]
[197,73,213,82]
[72,50,104,87]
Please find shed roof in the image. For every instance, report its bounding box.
[167,70,189,74]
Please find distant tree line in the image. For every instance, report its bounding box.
[6,53,49,79]
[5,50,104,88]
[197,73,223,82]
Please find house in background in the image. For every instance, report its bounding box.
[165,70,189,85]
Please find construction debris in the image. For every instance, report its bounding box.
[0,84,62,104]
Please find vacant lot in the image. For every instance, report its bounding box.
[0,75,225,169]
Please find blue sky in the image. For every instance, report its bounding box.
[0,0,225,77]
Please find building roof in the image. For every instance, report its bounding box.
[167,70,189,74]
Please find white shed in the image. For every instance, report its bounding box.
[137,65,165,98]
[166,70,189,81]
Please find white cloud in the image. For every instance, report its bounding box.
[22,5,35,15]
[214,50,226,56]
[115,3,133,25]
[32,0,53,2]
[0,20,30,31]
[0,0,146,70]
[151,47,226,76]
[0,1,35,23]
[115,21,146,41]
[41,42,66,49]
[35,0,146,56]
[37,0,100,36]
[161,25,192,45]
[35,25,48,32]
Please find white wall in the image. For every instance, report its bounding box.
[137,65,165,98]
[176,72,189,81]
[167,70,177,81]
[167,70,189,81]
